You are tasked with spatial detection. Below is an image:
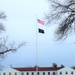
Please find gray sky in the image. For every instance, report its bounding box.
[0,0,75,69]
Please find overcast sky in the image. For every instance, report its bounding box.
[0,0,75,70]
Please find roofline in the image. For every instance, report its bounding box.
[13,67,64,71]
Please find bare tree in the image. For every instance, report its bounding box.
[46,0,75,40]
[52,63,57,67]
[61,64,65,68]
[0,11,25,60]
[71,66,75,69]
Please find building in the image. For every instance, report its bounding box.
[0,66,75,75]
[57,67,75,75]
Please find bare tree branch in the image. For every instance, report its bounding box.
[0,12,6,20]
[0,11,26,58]
[0,37,26,55]
[46,0,75,40]
[0,11,26,70]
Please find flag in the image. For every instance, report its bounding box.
[38,28,44,34]
[37,19,44,25]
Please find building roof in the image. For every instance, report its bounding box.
[13,67,63,71]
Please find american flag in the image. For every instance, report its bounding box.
[37,19,44,25]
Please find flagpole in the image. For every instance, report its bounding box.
[36,14,38,72]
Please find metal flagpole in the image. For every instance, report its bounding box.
[36,14,38,73]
